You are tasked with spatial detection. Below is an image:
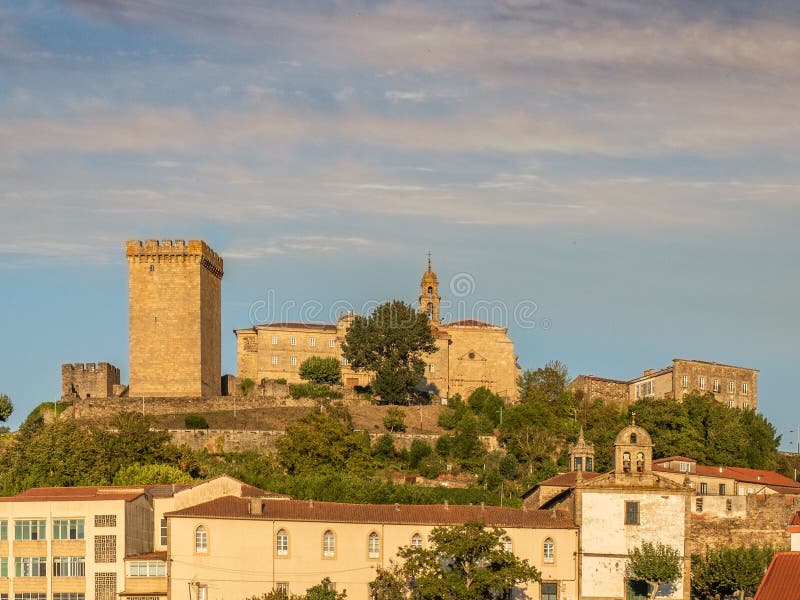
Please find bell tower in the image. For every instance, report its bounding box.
[419,252,441,325]
[612,413,654,475]
[569,427,596,472]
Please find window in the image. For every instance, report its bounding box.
[719,483,726,495]
[368,532,380,559]
[573,457,583,471]
[290,337,297,346]
[276,529,289,556]
[728,381,735,393]
[0,521,5,540]
[681,374,688,389]
[275,583,289,594]
[630,433,637,444]
[726,499,733,511]
[328,339,335,347]
[149,265,155,273]
[625,501,640,525]
[678,461,690,472]
[585,457,593,472]
[728,400,735,409]
[699,482,708,495]
[271,356,278,365]
[742,382,748,395]
[0,557,6,577]
[429,363,435,373]
[323,530,335,558]
[15,520,46,540]
[54,595,86,600]
[129,561,166,577]
[197,586,207,600]
[342,357,349,366]
[271,335,278,345]
[695,497,703,512]
[53,556,86,577]
[290,357,297,366]
[15,595,47,600]
[635,381,653,399]
[195,526,208,553]
[160,517,167,546]
[699,376,706,390]
[502,536,513,553]
[541,583,558,600]
[54,519,85,540]
[543,538,554,563]
[411,533,423,549]
[743,402,749,410]
[713,378,720,393]
[15,557,47,577]
[309,337,316,347]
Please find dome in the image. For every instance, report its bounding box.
[614,425,653,447]
[421,269,438,284]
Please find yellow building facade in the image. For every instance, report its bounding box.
[235,261,520,401]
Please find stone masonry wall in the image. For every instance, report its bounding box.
[61,363,121,400]
[568,375,629,406]
[688,493,799,556]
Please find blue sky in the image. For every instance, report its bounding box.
[1,1,798,448]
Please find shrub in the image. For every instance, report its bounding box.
[299,356,342,385]
[184,414,209,429]
[275,378,288,385]
[408,440,433,469]
[239,378,256,397]
[288,383,344,400]
[383,407,406,432]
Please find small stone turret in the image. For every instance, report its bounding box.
[569,427,596,472]
[61,362,121,400]
[612,414,654,475]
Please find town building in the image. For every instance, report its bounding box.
[127,240,224,398]
[165,496,578,600]
[569,358,758,410]
[753,512,800,600]
[235,259,521,401]
[523,421,692,600]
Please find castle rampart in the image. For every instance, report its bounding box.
[61,362,121,400]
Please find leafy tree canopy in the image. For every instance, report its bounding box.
[370,521,540,600]
[299,357,342,385]
[341,301,437,404]
[691,544,777,600]
[0,394,13,422]
[113,463,194,486]
[627,541,682,600]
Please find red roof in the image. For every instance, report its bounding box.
[654,456,697,464]
[754,552,800,600]
[125,551,167,561]
[0,486,145,502]
[167,496,576,529]
[693,465,800,490]
[533,472,605,489]
[790,512,800,526]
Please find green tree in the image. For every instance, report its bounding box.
[467,387,505,428]
[408,440,432,469]
[305,578,347,600]
[299,357,342,385]
[518,360,569,404]
[383,407,407,432]
[113,463,194,485]
[627,541,682,600]
[276,411,373,475]
[691,544,777,600]
[372,434,397,463]
[341,301,437,404]
[239,377,256,397]
[184,414,209,429]
[376,521,540,600]
[0,394,13,422]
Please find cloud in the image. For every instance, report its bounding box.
[225,236,373,259]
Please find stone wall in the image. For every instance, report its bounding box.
[688,493,799,556]
[673,359,758,410]
[61,363,121,400]
[568,375,629,406]
[127,239,223,398]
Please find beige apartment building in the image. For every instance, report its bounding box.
[236,260,520,401]
[166,497,578,600]
[569,358,758,410]
[0,486,153,600]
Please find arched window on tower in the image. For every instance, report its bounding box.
[426,302,433,316]
[623,452,631,473]
[427,286,433,297]
[630,432,638,444]
[636,452,645,473]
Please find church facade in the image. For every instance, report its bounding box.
[235,260,521,401]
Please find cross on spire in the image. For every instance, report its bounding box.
[427,251,432,271]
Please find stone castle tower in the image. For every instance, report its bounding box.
[418,253,441,325]
[127,240,223,397]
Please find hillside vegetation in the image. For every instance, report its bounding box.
[0,362,785,504]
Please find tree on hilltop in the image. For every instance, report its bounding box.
[0,394,13,422]
[341,301,437,404]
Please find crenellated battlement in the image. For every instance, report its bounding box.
[62,362,121,375]
[62,362,121,400]
[126,239,223,278]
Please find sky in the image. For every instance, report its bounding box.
[0,1,798,448]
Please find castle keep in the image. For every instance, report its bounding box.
[126,240,223,398]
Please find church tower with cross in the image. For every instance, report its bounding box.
[419,252,442,325]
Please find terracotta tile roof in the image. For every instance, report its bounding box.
[257,322,337,331]
[754,552,800,600]
[167,496,576,529]
[694,465,800,489]
[529,471,605,490]
[0,486,145,502]
[443,319,502,329]
[125,551,167,561]
[654,456,697,464]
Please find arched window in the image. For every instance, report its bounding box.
[543,537,555,563]
[502,536,513,553]
[368,532,380,559]
[427,286,433,296]
[323,530,335,558]
[623,451,632,473]
[636,452,645,473]
[195,526,208,553]
[630,433,637,444]
[411,533,423,549]
[276,529,288,556]
[426,302,433,315]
